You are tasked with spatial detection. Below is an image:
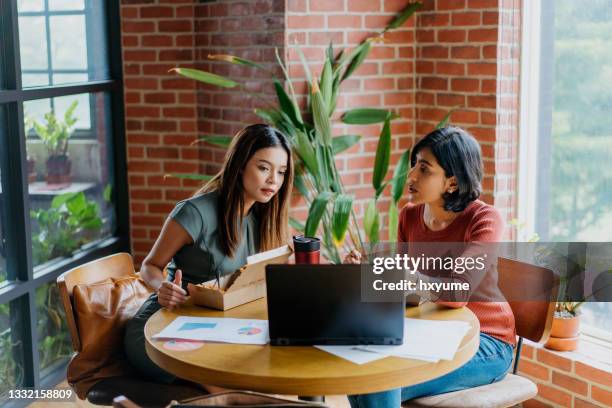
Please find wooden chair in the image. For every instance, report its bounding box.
[404,257,558,408]
[57,252,205,407]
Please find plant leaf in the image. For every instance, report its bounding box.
[391,149,411,203]
[294,129,318,177]
[170,67,238,88]
[103,184,112,203]
[332,135,361,155]
[364,199,380,244]
[192,135,232,148]
[293,172,310,198]
[372,117,391,192]
[320,57,333,111]
[342,41,371,81]
[289,217,305,233]
[294,44,313,85]
[388,204,399,242]
[332,194,354,245]
[436,108,456,129]
[164,173,214,181]
[311,80,332,146]
[384,2,422,32]
[342,108,398,125]
[305,191,334,237]
[274,80,303,130]
[208,54,265,70]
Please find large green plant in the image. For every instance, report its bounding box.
[30,100,78,158]
[170,2,438,263]
[31,191,102,264]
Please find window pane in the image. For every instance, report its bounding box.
[36,282,72,373]
[18,1,110,88]
[541,0,612,242]
[48,0,84,11]
[17,0,44,12]
[25,92,117,268]
[0,302,25,403]
[0,169,5,285]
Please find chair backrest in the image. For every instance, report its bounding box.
[56,252,137,352]
[497,257,558,343]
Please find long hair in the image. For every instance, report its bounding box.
[194,124,294,257]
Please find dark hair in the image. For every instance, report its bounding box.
[195,124,294,257]
[411,126,483,212]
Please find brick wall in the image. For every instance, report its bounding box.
[412,0,519,236]
[518,343,612,408]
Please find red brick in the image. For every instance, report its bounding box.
[309,0,344,12]
[144,93,176,104]
[468,95,496,109]
[416,30,435,42]
[159,49,193,61]
[416,60,434,74]
[437,93,465,107]
[126,106,160,117]
[483,11,498,25]
[421,46,449,59]
[148,203,175,214]
[468,62,497,76]
[592,386,612,407]
[437,62,465,75]
[128,161,161,173]
[348,0,381,12]
[468,0,499,9]
[537,384,572,407]
[287,15,324,29]
[536,349,573,372]
[144,120,177,132]
[452,12,481,26]
[159,20,192,32]
[124,78,158,90]
[468,28,498,42]
[147,147,179,159]
[575,398,606,408]
[122,36,138,47]
[522,400,553,408]
[574,362,612,387]
[122,21,154,33]
[421,77,448,91]
[418,13,450,27]
[438,29,466,43]
[121,7,137,19]
[451,46,480,59]
[330,15,362,28]
[451,78,479,92]
[124,50,156,62]
[140,6,173,18]
[142,35,173,47]
[518,359,550,381]
[552,371,588,396]
[287,0,306,12]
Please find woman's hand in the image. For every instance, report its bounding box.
[157,269,187,310]
[343,249,362,264]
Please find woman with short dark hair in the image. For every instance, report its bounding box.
[347,127,515,407]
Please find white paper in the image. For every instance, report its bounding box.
[246,245,290,265]
[356,318,471,362]
[152,317,269,345]
[314,345,389,365]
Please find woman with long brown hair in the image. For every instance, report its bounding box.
[124,124,293,384]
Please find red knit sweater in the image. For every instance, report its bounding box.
[398,200,516,346]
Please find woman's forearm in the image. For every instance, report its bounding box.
[140,262,164,292]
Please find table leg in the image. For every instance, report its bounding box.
[298,396,325,403]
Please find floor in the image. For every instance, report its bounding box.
[27,381,351,408]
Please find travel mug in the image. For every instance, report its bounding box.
[293,235,321,264]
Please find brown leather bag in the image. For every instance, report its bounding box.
[68,276,152,398]
[114,391,327,408]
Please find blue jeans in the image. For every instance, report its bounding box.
[348,333,514,408]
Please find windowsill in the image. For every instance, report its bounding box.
[524,335,612,373]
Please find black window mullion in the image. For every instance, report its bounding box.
[0,0,39,392]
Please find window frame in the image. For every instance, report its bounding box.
[0,0,129,401]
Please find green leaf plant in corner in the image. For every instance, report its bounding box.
[168,2,457,263]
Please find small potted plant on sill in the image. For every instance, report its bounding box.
[545,301,582,351]
[31,100,78,185]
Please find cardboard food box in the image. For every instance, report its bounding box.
[187,245,292,310]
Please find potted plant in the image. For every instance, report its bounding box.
[31,101,78,185]
[545,301,582,351]
[168,2,435,263]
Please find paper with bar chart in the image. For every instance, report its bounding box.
[152,316,269,345]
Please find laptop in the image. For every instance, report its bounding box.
[265,264,405,346]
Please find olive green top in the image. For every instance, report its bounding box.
[166,190,259,288]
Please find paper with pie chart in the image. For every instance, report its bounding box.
[152,316,269,345]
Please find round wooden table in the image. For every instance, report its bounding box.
[145,299,480,396]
